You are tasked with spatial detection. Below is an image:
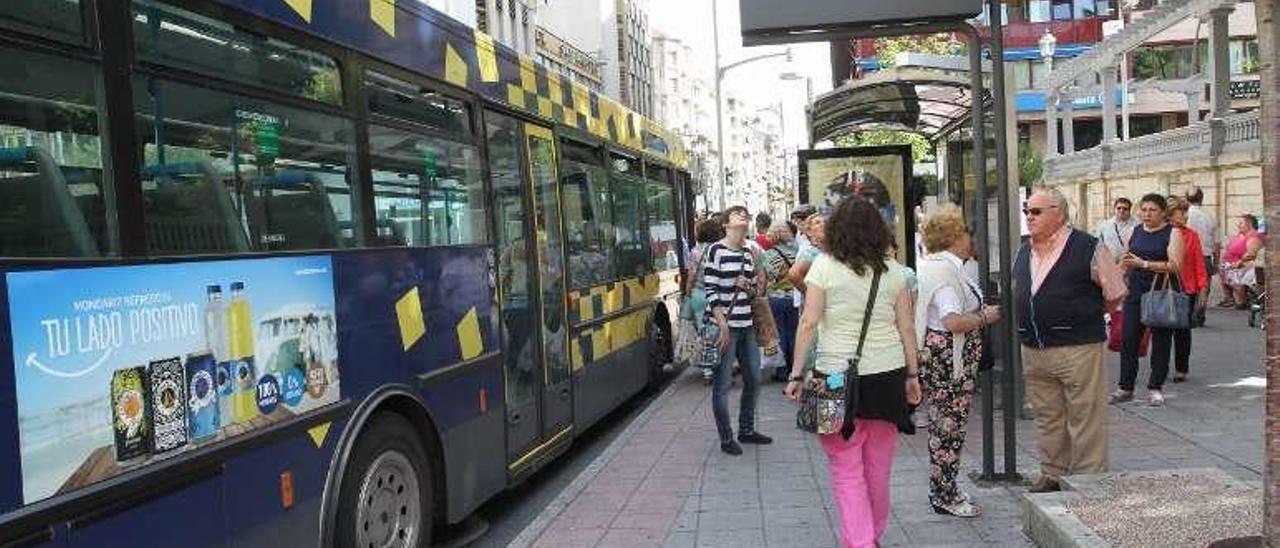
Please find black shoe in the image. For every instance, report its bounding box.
[738,432,773,445]
[720,440,743,455]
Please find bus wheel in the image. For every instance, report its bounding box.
[336,413,433,548]
[647,316,670,386]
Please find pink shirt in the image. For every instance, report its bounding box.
[1030,225,1127,304]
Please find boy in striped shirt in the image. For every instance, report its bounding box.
[705,206,773,455]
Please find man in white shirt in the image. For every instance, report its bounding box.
[1092,198,1138,262]
[1184,187,1218,326]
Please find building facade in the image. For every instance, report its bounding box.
[474,0,540,57]
[608,0,655,117]
[653,33,717,201]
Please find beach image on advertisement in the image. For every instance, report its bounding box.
[7,255,342,504]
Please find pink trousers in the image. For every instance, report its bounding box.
[819,419,898,548]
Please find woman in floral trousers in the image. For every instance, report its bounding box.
[913,205,1000,517]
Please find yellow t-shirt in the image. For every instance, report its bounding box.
[804,254,908,376]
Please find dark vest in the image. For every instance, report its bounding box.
[1013,230,1107,348]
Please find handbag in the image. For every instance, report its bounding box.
[796,269,881,438]
[1141,272,1190,329]
[1107,307,1150,356]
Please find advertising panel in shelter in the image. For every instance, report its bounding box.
[8,255,341,504]
[799,146,915,266]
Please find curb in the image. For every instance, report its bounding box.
[505,370,689,548]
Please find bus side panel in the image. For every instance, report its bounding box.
[421,354,505,522]
[221,432,337,547]
[570,310,652,430]
[65,474,225,548]
[332,249,505,522]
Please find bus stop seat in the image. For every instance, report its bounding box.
[0,146,99,257]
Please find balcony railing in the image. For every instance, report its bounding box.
[1043,110,1260,181]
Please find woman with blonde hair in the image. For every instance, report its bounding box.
[914,204,1000,517]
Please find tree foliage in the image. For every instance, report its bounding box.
[1018,143,1043,187]
[834,130,933,163]
[873,34,965,67]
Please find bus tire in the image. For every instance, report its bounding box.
[647,312,671,387]
[335,412,434,548]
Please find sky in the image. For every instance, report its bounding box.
[648,0,837,152]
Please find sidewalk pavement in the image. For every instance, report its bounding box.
[510,308,1264,548]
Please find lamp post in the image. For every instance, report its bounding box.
[711,0,792,209]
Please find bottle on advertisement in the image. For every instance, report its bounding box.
[205,285,234,428]
[227,281,259,423]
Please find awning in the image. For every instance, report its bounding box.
[809,67,990,143]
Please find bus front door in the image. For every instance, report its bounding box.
[487,114,572,470]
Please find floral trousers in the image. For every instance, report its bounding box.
[921,328,981,507]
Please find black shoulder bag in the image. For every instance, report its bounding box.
[796,269,881,439]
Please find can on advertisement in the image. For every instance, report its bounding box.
[186,351,220,442]
[111,366,151,463]
[149,356,189,453]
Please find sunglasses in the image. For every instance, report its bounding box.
[1022,205,1059,217]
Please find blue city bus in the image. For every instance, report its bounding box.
[0,0,691,546]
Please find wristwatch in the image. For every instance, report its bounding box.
[788,374,805,382]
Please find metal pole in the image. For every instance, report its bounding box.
[1120,1,1131,140]
[963,24,995,481]
[712,0,727,210]
[988,0,1020,479]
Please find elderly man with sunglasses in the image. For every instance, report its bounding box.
[1014,188,1128,493]
[1092,197,1138,263]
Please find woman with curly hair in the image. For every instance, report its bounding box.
[914,204,1000,518]
[784,198,922,548]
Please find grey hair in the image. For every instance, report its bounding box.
[1032,186,1071,222]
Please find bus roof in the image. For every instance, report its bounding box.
[212,0,688,169]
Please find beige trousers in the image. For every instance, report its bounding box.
[1022,342,1109,480]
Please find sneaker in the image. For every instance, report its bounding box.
[738,432,773,445]
[1172,372,1187,383]
[720,440,743,455]
[1108,390,1134,404]
[1148,390,1165,407]
[932,499,982,518]
[1029,476,1061,493]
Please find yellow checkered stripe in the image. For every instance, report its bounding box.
[566,274,661,371]
[568,273,660,326]
[570,309,650,371]
[474,31,683,167]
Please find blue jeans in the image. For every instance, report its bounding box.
[713,327,762,442]
[769,297,799,374]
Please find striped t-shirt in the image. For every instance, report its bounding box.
[703,242,755,328]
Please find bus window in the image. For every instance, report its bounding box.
[366,72,472,139]
[560,140,614,288]
[0,44,111,258]
[132,0,343,105]
[0,0,84,44]
[369,125,485,246]
[609,153,647,278]
[134,77,357,254]
[644,179,677,272]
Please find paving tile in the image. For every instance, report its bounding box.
[522,309,1265,548]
